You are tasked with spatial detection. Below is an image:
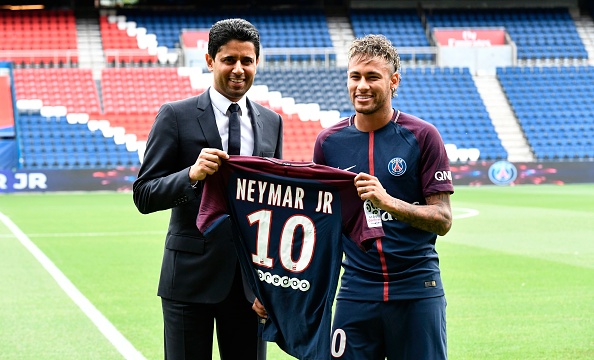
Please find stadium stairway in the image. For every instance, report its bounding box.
[573,9,594,64]
[473,74,534,162]
[100,14,159,66]
[75,9,106,78]
[325,15,354,67]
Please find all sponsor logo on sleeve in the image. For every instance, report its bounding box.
[363,199,383,228]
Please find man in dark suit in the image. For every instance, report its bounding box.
[133,18,282,360]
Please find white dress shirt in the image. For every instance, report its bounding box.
[209,87,255,156]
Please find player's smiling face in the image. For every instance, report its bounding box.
[206,39,259,102]
[347,56,397,115]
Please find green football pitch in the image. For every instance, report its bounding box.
[1,184,593,359]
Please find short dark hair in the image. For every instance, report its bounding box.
[208,18,260,59]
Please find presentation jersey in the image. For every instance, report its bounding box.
[313,110,454,302]
[196,156,384,360]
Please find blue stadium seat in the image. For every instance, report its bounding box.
[425,8,587,60]
[116,9,334,64]
[256,66,505,162]
[349,9,430,63]
[17,114,141,170]
[498,65,594,160]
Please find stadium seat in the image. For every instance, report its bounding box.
[498,65,594,160]
[425,8,587,61]
[0,9,78,66]
[17,113,141,170]
[13,68,101,114]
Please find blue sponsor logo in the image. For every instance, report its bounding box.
[488,161,517,186]
[387,158,406,176]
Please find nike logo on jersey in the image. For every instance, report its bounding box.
[342,165,357,171]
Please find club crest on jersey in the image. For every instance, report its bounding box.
[388,157,406,176]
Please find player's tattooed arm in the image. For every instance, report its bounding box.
[355,173,452,235]
[355,173,452,236]
[387,192,452,236]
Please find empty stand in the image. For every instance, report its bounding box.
[112,9,334,64]
[256,67,352,116]
[426,8,588,61]
[498,65,594,160]
[257,66,506,162]
[399,67,507,161]
[17,113,141,169]
[101,67,198,115]
[13,68,101,114]
[100,15,158,65]
[349,9,432,62]
[0,9,78,66]
[100,67,202,141]
[8,7,592,169]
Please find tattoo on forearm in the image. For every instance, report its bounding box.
[388,193,452,236]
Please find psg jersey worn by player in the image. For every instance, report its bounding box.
[313,110,455,302]
[196,156,384,360]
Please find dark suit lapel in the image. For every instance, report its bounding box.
[196,90,224,150]
[247,98,263,156]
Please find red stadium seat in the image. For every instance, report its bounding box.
[100,16,158,65]
[0,9,78,65]
[13,68,101,114]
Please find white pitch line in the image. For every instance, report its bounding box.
[1,230,164,238]
[0,230,163,239]
[453,207,480,219]
[0,212,146,360]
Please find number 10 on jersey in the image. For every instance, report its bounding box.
[248,209,316,273]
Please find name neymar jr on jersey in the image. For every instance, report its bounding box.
[235,177,335,214]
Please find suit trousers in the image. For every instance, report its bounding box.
[162,265,258,360]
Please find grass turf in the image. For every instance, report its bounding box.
[0,184,592,359]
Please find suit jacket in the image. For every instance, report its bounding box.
[133,89,283,303]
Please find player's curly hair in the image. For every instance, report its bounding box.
[348,34,401,98]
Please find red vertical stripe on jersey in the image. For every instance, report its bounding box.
[368,131,374,175]
[376,238,390,301]
[369,131,390,301]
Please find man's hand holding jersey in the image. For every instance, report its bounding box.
[189,148,230,183]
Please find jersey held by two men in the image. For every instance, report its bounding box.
[197,156,384,360]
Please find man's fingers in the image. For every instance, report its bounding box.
[201,148,229,160]
[252,299,268,319]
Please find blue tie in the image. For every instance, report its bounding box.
[228,103,241,155]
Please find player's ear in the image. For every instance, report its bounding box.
[391,72,400,89]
